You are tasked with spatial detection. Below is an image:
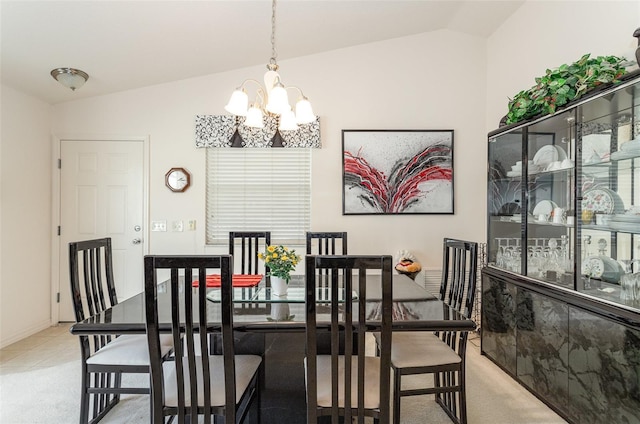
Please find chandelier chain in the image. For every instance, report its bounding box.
[270,0,278,66]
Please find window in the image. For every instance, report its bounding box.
[206,148,311,245]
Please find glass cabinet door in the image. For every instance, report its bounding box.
[525,110,576,287]
[488,131,523,273]
[577,78,640,307]
[488,74,640,311]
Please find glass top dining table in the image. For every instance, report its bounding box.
[69,273,476,335]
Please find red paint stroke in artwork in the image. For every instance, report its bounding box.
[344,143,452,213]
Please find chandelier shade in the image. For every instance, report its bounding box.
[278,110,298,131]
[245,105,265,128]
[224,0,315,131]
[224,89,249,116]
[265,82,290,115]
[295,98,315,124]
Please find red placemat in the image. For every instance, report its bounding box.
[192,274,263,288]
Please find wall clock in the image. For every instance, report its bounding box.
[165,167,191,192]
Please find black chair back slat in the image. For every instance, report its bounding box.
[229,231,271,275]
[307,232,348,293]
[70,238,117,322]
[306,232,348,255]
[440,238,477,319]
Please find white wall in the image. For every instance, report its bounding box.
[486,1,640,130]
[0,85,52,346]
[51,29,489,271]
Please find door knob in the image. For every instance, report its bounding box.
[132,238,142,245]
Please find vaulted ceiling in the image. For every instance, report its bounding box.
[1,1,523,104]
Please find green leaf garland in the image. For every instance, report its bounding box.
[505,54,628,125]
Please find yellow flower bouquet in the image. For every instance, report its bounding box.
[258,245,301,282]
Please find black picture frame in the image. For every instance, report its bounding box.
[342,129,454,215]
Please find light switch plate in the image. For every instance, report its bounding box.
[151,220,167,232]
[187,220,196,231]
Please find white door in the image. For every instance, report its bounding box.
[58,139,145,322]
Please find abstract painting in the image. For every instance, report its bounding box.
[342,130,454,215]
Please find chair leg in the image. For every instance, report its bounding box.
[459,368,467,424]
[114,371,123,402]
[79,371,90,424]
[392,368,401,424]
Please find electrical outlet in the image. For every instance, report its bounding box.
[151,220,167,232]
[187,220,196,231]
[172,220,183,232]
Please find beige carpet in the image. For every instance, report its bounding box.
[0,325,567,423]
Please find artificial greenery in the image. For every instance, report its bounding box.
[258,245,301,281]
[505,54,628,125]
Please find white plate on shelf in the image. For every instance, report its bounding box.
[533,145,568,168]
[582,188,625,214]
[581,255,625,283]
[532,200,557,216]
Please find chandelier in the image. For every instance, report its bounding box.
[224,0,315,131]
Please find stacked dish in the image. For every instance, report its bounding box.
[533,145,568,169]
[608,208,640,232]
[611,138,640,161]
[506,160,543,177]
[545,158,574,171]
[582,187,625,214]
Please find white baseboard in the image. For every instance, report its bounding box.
[0,319,53,349]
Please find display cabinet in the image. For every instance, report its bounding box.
[487,72,640,308]
[484,71,640,424]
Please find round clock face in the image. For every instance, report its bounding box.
[165,167,190,192]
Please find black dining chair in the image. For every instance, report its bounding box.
[144,254,262,424]
[305,254,393,424]
[228,231,271,275]
[385,238,478,424]
[306,232,348,255]
[69,238,174,424]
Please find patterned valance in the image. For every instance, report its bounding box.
[195,115,321,148]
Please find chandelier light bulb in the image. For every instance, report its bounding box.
[278,110,299,131]
[265,81,290,115]
[295,97,315,124]
[224,89,249,116]
[245,104,265,128]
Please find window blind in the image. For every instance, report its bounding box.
[206,148,311,245]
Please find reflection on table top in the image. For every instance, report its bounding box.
[70,273,476,335]
[205,276,357,303]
